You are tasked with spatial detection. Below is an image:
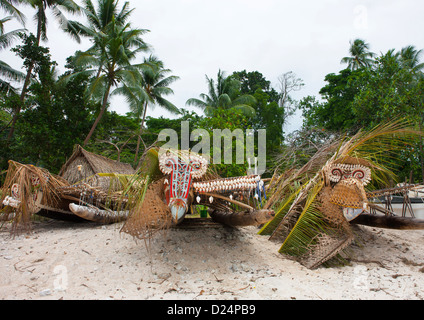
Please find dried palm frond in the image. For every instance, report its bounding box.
[120,176,172,241]
[1,161,69,232]
[259,185,300,235]
[119,148,172,240]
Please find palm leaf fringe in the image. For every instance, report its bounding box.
[0,160,70,233]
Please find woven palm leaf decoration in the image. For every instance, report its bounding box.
[119,148,171,240]
[260,121,422,269]
[120,148,212,239]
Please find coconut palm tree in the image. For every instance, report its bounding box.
[66,0,138,48]
[64,0,149,146]
[0,16,25,95]
[68,17,148,147]
[7,0,82,140]
[399,45,424,74]
[341,39,375,70]
[67,0,148,84]
[0,0,26,25]
[114,55,180,163]
[25,0,81,43]
[186,69,256,117]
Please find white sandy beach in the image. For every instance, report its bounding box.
[0,218,424,300]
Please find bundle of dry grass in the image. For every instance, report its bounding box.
[1,160,70,232]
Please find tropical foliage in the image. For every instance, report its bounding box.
[0,0,423,190]
[340,38,375,70]
[113,55,180,164]
[186,69,257,118]
[67,0,149,146]
[0,15,24,95]
[7,0,82,140]
[298,39,424,182]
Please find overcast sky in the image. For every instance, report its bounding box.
[3,0,424,133]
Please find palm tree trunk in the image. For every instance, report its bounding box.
[7,64,33,141]
[7,8,44,142]
[7,10,43,141]
[83,81,112,146]
[134,101,148,164]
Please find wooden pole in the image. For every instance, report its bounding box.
[352,213,424,230]
[201,192,254,211]
[209,209,275,227]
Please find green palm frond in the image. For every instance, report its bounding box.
[217,93,231,108]
[86,73,107,99]
[337,120,422,186]
[186,97,207,109]
[259,186,300,235]
[96,172,136,189]
[115,1,133,23]
[0,0,26,25]
[0,60,25,81]
[278,181,326,257]
[0,79,18,95]
[51,5,82,43]
[155,75,180,89]
[231,104,256,117]
[187,69,256,116]
[0,23,25,50]
[232,94,257,106]
[122,173,150,212]
[137,147,161,179]
[154,96,180,115]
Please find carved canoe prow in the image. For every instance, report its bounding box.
[69,203,129,224]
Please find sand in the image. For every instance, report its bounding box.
[1,218,424,300]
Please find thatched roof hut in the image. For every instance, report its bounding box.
[59,145,135,190]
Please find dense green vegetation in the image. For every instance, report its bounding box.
[299,39,424,181]
[1,1,423,183]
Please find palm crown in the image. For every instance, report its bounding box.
[341,39,375,70]
[66,0,149,146]
[186,69,256,117]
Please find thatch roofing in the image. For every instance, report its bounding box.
[59,145,135,185]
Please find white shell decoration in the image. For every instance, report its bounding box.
[192,175,263,194]
[158,149,208,179]
[327,163,371,186]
